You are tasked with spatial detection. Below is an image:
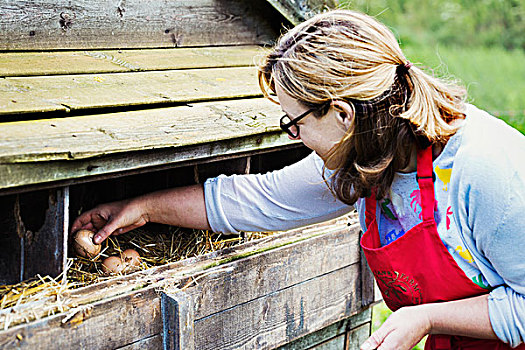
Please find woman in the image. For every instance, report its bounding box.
[71,10,524,350]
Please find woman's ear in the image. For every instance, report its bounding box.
[331,100,353,131]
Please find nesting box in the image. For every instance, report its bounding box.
[0,1,374,348]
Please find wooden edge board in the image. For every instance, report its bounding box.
[0,132,300,192]
[0,217,363,349]
[0,216,358,332]
[0,46,269,77]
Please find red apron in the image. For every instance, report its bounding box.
[360,146,522,349]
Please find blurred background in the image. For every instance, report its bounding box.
[338,1,524,348]
[340,0,525,134]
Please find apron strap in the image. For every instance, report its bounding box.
[365,190,376,228]
[416,146,436,222]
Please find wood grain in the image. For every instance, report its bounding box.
[0,218,364,349]
[1,66,262,116]
[0,0,281,50]
[191,264,361,349]
[0,46,268,77]
[265,0,338,24]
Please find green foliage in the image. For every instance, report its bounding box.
[336,0,525,134]
[402,45,525,133]
[339,0,525,51]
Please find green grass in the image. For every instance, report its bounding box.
[402,45,525,133]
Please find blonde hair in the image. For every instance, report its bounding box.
[258,9,467,203]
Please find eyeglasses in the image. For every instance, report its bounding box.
[279,103,328,138]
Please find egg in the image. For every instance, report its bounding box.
[73,229,102,258]
[101,256,124,274]
[101,249,142,274]
[121,249,141,266]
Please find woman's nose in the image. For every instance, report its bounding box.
[288,134,301,140]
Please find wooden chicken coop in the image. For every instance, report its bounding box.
[0,0,375,349]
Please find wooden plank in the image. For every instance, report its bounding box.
[192,264,361,349]
[161,292,195,350]
[346,323,371,350]
[0,132,299,193]
[360,232,376,308]
[0,46,268,77]
[0,194,22,284]
[1,66,262,116]
[277,308,371,350]
[115,335,162,350]
[0,78,68,116]
[0,98,302,191]
[265,0,338,25]
[21,187,69,281]
[187,223,361,320]
[0,217,360,348]
[0,288,163,349]
[0,0,280,50]
[0,98,282,162]
[310,334,346,350]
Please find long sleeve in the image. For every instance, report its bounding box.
[203,152,352,233]
[450,105,525,347]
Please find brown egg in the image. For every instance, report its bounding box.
[121,249,141,267]
[101,256,124,274]
[73,229,101,258]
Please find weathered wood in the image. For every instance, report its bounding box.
[0,46,268,77]
[115,335,163,350]
[161,292,194,350]
[0,217,361,349]
[0,189,69,284]
[310,334,346,350]
[0,0,281,50]
[0,98,281,162]
[0,132,300,194]
[0,98,303,192]
[21,187,69,281]
[0,194,21,284]
[360,230,375,308]
[265,0,338,25]
[1,66,262,116]
[0,216,355,333]
[185,222,360,320]
[345,323,371,350]
[277,308,371,349]
[192,264,361,349]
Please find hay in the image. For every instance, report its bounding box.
[0,226,273,330]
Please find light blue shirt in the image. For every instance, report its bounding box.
[204,104,525,347]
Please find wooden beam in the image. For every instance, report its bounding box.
[17,188,69,281]
[161,292,195,350]
[0,0,280,50]
[1,66,263,116]
[0,46,268,77]
[265,0,338,25]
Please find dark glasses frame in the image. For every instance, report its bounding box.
[279,103,329,138]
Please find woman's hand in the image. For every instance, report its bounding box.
[71,199,149,244]
[361,305,431,350]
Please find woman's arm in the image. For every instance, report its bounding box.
[71,184,210,244]
[360,294,497,350]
